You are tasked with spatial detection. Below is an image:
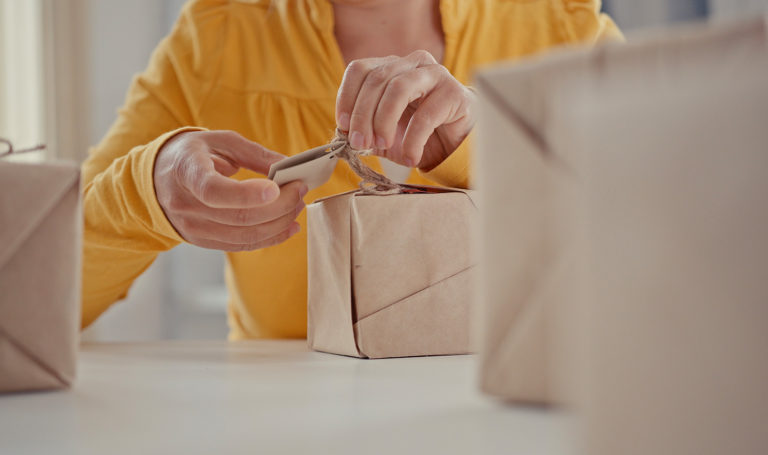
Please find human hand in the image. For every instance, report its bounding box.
[335,50,476,171]
[153,130,307,252]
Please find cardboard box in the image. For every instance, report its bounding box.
[307,186,476,359]
[0,161,81,393]
[474,17,768,407]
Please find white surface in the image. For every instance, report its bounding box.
[0,341,572,455]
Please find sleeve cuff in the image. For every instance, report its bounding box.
[134,126,207,243]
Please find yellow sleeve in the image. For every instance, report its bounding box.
[80,1,226,328]
[558,0,625,44]
[420,0,623,189]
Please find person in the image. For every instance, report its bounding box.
[81,0,621,339]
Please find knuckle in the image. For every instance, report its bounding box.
[388,75,409,94]
[346,59,368,75]
[373,104,396,130]
[365,67,388,86]
[412,112,434,128]
[458,101,473,119]
[372,115,390,136]
[433,63,450,75]
[262,232,288,249]
[463,102,476,119]
[425,64,450,83]
[412,49,435,63]
[234,243,255,252]
[445,79,464,96]
[234,208,252,226]
[349,110,369,126]
[244,226,267,244]
[254,146,271,162]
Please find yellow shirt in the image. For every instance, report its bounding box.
[82,0,621,339]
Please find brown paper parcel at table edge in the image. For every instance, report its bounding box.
[0,160,82,393]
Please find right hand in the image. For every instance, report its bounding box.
[154,130,308,252]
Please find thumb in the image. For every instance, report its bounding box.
[183,150,281,208]
[203,130,286,175]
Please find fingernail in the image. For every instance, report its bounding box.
[349,131,364,149]
[263,184,279,202]
[299,184,309,198]
[375,135,387,151]
[289,223,301,236]
[338,112,350,131]
[295,203,306,216]
[404,158,416,167]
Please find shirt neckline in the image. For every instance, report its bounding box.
[315,0,458,85]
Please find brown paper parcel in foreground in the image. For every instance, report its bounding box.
[565,23,768,455]
[307,185,476,359]
[473,17,768,406]
[0,161,81,393]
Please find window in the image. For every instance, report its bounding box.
[0,0,45,162]
[0,0,90,163]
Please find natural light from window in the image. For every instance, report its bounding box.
[0,0,45,162]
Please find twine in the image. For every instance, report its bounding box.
[327,129,402,195]
[0,137,46,159]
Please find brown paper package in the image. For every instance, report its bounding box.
[474,15,768,414]
[570,24,768,455]
[307,186,476,359]
[0,161,81,393]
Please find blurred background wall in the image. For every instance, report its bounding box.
[80,0,229,341]
[606,0,768,28]
[2,0,767,341]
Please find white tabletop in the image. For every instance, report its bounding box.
[0,341,572,455]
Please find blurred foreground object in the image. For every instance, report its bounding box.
[475,16,768,455]
[0,142,81,393]
[572,20,768,455]
[307,186,476,358]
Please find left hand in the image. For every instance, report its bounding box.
[335,50,476,171]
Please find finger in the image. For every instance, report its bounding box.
[201,180,306,227]
[373,65,443,158]
[180,150,281,209]
[251,224,301,250]
[189,224,301,252]
[211,154,239,177]
[201,130,286,175]
[348,52,437,151]
[184,218,302,251]
[335,56,398,133]
[184,208,301,245]
[400,86,458,167]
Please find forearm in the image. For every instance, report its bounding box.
[80,129,194,328]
